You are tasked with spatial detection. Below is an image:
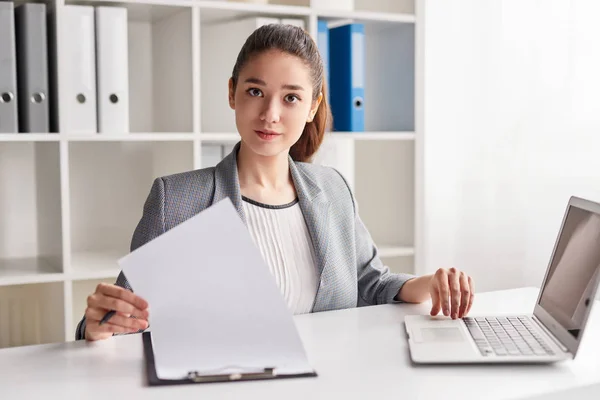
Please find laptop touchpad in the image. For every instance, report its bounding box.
[419,327,466,343]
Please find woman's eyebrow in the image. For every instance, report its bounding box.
[244,77,267,86]
[282,84,305,91]
[244,77,305,91]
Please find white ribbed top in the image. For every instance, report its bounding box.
[242,196,318,315]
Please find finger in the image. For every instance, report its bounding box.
[436,269,450,316]
[458,273,470,318]
[87,293,149,320]
[85,308,148,330]
[465,276,475,316]
[430,284,441,316]
[97,283,148,310]
[88,320,142,335]
[115,310,132,318]
[448,268,461,319]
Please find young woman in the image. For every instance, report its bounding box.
[77,24,475,341]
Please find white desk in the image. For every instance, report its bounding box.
[514,382,600,400]
[1,287,600,400]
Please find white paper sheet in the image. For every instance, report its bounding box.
[119,198,314,379]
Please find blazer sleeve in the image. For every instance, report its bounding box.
[75,178,167,340]
[355,209,416,306]
[333,169,416,306]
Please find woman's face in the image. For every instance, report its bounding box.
[229,49,321,159]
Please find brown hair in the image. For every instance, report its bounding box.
[230,23,331,162]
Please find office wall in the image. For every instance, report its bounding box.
[421,0,600,292]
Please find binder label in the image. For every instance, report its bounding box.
[352,31,364,89]
[80,14,94,89]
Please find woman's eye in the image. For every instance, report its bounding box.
[285,94,300,103]
[247,88,262,97]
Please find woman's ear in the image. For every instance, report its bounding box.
[228,78,236,110]
[307,92,323,122]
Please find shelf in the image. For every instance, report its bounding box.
[199,0,310,24]
[0,132,415,142]
[80,0,416,22]
[128,3,194,133]
[0,282,65,348]
[312,134,355,189]
[317,9,415,25]
[328,132,415,140]
[64,247,412,278]
[197,132,414,142]
[63,133,196,141]
[70,251,122,281]
[200,142,236,168]
[85,0,415,25]
[362,22,415,131]
[378,246,415,258]
[0,258,64,287]
[0,142,63,280]
[0,134,60,142]
[66,0,196,21]
[199,133,242,142]
[69,141,194,260]
[353,0,415,15]
[384,257,414,275]
[65,248,414,279]
[355,140,415,248]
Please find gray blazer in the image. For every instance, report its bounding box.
[75,142,414,340]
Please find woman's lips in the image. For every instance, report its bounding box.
[255,130,280,141]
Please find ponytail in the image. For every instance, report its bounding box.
[290,82,331,162]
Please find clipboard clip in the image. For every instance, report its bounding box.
[186,368,277,383]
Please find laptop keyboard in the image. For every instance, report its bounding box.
[464,317,555,357]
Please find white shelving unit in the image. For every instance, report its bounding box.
[0,0,421,348]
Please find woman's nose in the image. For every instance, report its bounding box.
[260,98,281,124]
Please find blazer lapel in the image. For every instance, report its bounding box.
[213,142,247,225]
[289,159,331,284]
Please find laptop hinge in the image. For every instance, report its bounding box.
[532,316,569,353]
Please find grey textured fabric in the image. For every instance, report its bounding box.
[75,141,415,340]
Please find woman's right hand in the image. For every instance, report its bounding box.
[84,283,150,341]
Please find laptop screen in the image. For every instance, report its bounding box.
[538,205,600,340]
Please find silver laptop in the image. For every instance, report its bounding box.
[405,196,600,364]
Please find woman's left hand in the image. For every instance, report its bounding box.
[429,268,474,319]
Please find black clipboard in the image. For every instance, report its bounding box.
[142,331,318,386]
